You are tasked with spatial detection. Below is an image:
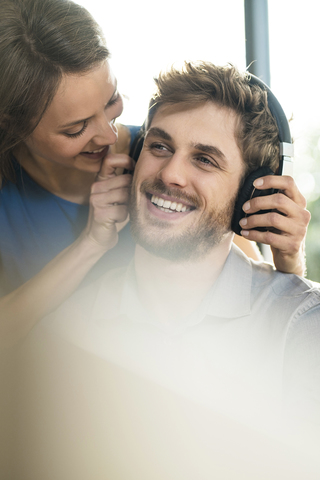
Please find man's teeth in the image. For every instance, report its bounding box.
[151,195,190,213]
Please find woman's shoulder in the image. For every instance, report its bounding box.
[111,124,142,155]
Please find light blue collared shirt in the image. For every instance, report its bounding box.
[42,245,320,428]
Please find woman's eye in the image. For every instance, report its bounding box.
[107,93,123,120]
[108,92,121,107]
[64,121,88,139]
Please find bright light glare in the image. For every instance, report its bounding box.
[76,0,320,200]
[76,0,246,125]
[296,172,316,199]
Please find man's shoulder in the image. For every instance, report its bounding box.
[250,256,320,318]
[229,245,320,319]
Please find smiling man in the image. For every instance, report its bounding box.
[129,101,242,262]
[22,61,320,478]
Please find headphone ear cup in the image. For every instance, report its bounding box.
[231,166,275,235]
[129,124,146,163]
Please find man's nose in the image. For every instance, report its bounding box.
[156,154,189,188]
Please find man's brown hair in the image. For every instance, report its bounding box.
[147,61,280,176]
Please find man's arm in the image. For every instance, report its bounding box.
[233,235,263,261]
[283,294,320,439]
[237,175,310,276]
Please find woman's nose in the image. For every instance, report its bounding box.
[93,116,118,146]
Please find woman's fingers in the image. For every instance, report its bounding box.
[96,152,134,181]
[84,153,133,249]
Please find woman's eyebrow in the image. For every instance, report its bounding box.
[105,84,119,107]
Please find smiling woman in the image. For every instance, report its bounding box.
[0,0,136,345]
[16,62,123,202]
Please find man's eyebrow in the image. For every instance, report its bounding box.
[59,84,118,129]
[145,127,172,142]
[193,143,228,164]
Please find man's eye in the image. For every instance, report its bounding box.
[194,155,222,171]
[148,142,170,154]
[152,143,167,150]
[196,156,215,167]
[199,156,212,164]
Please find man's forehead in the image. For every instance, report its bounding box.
[146,102,243,168]
[149,101,240,139]
[146,101,245,178]
[151,101,210,121]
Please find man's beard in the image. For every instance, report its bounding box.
[129,179,236,263]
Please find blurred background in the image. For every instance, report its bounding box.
[77,0,320,281]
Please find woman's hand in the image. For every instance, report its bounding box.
[0,152,135,346]
[238,175,311,277]
[83,152,134,251]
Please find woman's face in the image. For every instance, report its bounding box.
[23,61,123,173]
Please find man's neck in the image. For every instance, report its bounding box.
[133,236,234,326]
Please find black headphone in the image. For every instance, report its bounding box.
[231,74,294,234]
[129,74,294,235]
[129,122,146,163]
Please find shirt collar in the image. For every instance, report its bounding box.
[205,244,252,318]
[117,244,252,331]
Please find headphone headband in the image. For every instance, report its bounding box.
[231,74,294,234]
[248,74,294,176]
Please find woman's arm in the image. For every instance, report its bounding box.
[0,153,134,347]
[237,175,310,276]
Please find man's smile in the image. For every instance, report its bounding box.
[150,194,193,213]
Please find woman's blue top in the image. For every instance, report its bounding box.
[0,125,141,295]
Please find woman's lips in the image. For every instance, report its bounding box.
[80,145,110,160]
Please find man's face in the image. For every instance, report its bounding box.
[129,102,245,262]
